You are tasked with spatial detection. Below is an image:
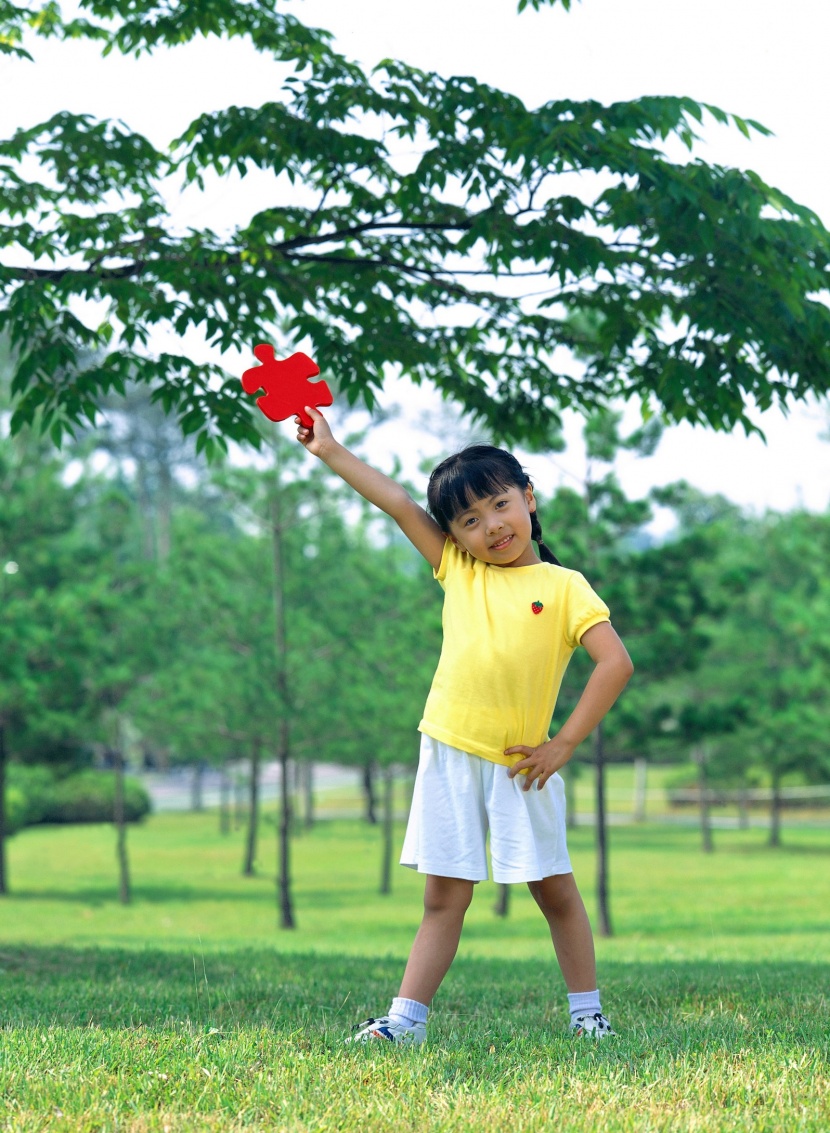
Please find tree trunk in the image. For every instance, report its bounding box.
[219,761,231,835]
[594,723,612,937]
[493,883,511,918]
[695,745,713,853]
[136,462,156,561]
[769,773,782,848]
[380,764,394,895]
[0,722,8,896]
[113,742,131,905]
[633,756,647,823]
[564,763,577,829]
[290,757,302,838]
[301,760,314,829]
[234,758,245,830]
[277,740,295,928]
[242,738,261,876]
[271,454,296,929]
[191,760,205,812]
[157,458,172,562]
[362,759,378,824]
[738,784,750,830]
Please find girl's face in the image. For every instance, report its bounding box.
[447,484,540,568]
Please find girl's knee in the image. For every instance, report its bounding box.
[423,875,474,916]
[528,872,580,917]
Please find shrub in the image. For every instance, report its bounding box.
[6,764,57,826]
[3,784,29,835]
[46,771,151,824]
[4,765,151,829]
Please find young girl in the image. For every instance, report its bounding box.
[296,406,633,1044]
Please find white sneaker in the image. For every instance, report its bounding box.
[346,1016,426,1045]
[570,1012,616,1038]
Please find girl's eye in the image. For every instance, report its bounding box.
[464,516,477,527]
[495,499,508,509]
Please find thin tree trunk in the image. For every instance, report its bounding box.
[633,756,647,823]
[363,759,378,824]
[301,760,314,829]
[695,745,713,853]
[278,740,295,928]
[219,762,231,835]
[271,455,296,929]
[0,722,8,895]
[407,768,416,810]
[191,760,205,812]
[234,759,245,830]
[113,741,131,905]
[243,738,261,876]
[493,884,510,918]
[157,460,172,561]
[595,723,612,937]
[380,764,394,895]
[738,784,750,830]
[769,773,782,848]
[290,757,302,838]
[564,764,577,829]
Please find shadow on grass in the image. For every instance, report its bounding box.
[741,841,830,855]
[4,877,382,907]
[5,882,284,906]
[0,945,827,1036]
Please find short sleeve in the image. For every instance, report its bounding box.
[434,539,476,586]
[563,571,610,649]
[434,538,454,582]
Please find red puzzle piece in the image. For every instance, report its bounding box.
[241,345,333,428]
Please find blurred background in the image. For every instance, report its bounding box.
[1,0,829,938]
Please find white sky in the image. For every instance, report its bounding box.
[2,0,829,515]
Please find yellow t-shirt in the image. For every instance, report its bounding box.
[418,541,610,767]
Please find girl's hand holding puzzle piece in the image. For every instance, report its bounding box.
[241,344,333,428]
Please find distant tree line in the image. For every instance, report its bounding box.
[4,0,830,930]
[2,398,829,928]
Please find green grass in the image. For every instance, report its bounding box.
[1,813,829,1131]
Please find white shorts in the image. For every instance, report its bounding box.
[400,735,572,884]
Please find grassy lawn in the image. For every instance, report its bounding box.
[1,813,828,1131]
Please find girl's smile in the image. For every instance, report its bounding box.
[448,485,540,567]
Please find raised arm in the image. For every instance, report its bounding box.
[296,406,447,571]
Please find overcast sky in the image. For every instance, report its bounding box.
[3,0,829,515]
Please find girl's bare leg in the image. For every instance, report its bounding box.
[527,873,597,992]
[398,874,475,1004]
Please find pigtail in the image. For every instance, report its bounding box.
[531,512,561,566]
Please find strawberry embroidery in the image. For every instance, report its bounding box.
[531,601,544,615]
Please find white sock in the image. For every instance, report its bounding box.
[388,996,429,1028]
[567,989,602,1023]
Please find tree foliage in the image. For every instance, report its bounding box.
[0,430,101,764]
[541,412,712,748]
[2,0,829,455]
[697,511,830,787]
[124,445,438,780]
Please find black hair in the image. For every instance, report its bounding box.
[426,444,561,565]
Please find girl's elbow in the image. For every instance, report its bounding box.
[616,651,634,684]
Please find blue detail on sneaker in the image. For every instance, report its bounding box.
[346,1016,426,1045]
